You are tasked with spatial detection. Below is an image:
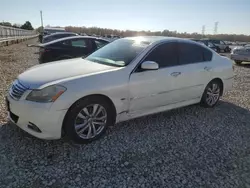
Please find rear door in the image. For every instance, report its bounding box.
[173,42,214,102]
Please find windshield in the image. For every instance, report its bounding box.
[85,38,149,67]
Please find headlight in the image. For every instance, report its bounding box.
[26,85,66,103]
[232,49,237,54]
[232,48,240,54]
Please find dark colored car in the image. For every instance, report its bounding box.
[39,36,109,63]
[42,32,78,43]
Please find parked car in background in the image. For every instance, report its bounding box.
[42,32,78,43]
[198,41,219,52]
[189,38,200,42]
[231,45,250,64]
[200,39,231,53]
[43,27,66,35]
[39,36,109,63]
[39,28,66,43]
[6,36,233,143]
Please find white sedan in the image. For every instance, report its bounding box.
[231,44,250,64]
[6,36,233,143]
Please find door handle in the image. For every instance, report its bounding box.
[170,72,181,77]
[204,66,212,71]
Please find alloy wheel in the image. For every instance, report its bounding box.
[206,83,220,106]
[74,104,107,139]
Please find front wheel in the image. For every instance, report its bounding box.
[200,81,222,108]
[64,97,115,143]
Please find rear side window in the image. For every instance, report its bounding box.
[178,42,213,64]
[71,39,87,48]
[203,47,213,61]
[178,43,203,65]
[220,41,225,45]
[211,40,220,44]
[94,40,109,49]
[53,39,88,48]
[43,36,54,43]
[144,42,178,68]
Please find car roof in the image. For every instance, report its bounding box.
[200,38,221,41]
[44,32,78,37]
[124,36,203,45]
[44,27,65,30]
[42,36,110,46]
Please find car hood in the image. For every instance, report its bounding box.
[233,46,245,50]
[233,46,250,54]
[18,58,119,89]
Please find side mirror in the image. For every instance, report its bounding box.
[141,61,159,70]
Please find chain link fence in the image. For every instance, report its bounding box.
[0,25,36,39]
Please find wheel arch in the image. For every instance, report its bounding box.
[61,94,117,136]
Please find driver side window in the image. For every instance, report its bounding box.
[143,42,178,68]
[220,41,225,45]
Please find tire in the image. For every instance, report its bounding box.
[224,47,231,53]
[64,96,115,144]
[200,80,222,108]
[216,47,220,53]
[235,60,242,65]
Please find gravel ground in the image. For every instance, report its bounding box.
[1,39,250,188]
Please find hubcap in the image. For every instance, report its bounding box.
[206,83,220,106]
[74,104,107,139]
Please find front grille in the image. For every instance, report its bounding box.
[9,80,28,100]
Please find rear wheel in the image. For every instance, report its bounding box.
[200,80,222,108]
[235,60,242,65]
[227,47,231,53]
[216,47,220,53]
[64,97,115,143]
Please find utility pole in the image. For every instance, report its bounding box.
[202,25,205,36]
[214,22,219,35]
[40,11,44,31]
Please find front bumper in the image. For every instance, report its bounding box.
[230,54,250,62]
[223,77,233,94]
[6,95,67,140]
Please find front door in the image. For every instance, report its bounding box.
[128,42,180,113]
